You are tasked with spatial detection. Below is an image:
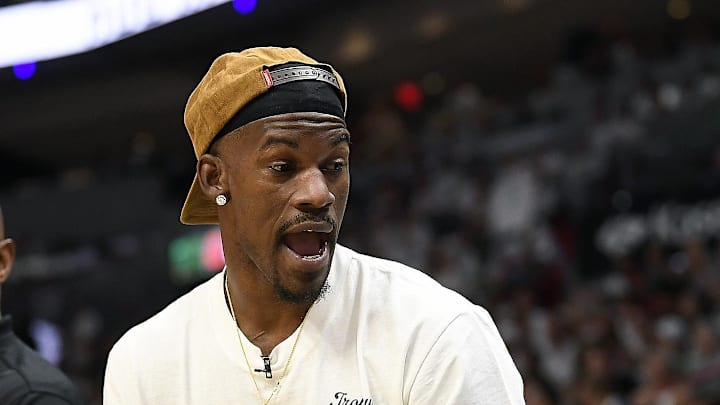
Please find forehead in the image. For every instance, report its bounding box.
[222,112,350,151]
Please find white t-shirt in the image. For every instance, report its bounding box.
[103,245,525,404]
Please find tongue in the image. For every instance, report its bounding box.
[285,233,323,257]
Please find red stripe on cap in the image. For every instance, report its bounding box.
[261,69,274,87]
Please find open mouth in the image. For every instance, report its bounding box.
[283,229,331,260]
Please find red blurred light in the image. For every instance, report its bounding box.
[393,81,424,112]
[201,228,225,271]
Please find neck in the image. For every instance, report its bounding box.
[225,266,312,355]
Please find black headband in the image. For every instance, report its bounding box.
[215,63,345,141]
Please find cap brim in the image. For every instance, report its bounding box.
[180,175,219,225]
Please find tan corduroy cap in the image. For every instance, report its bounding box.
[180,47,347,225]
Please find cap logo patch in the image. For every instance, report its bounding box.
[261,69,274,88]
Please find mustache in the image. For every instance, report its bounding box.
[278,213,339,236]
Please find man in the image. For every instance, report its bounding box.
[0,207,86,405]
[104,47,525,404]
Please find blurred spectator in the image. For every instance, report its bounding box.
[630,349,682,405]
[567,344,624,405]
[0,207,85,404]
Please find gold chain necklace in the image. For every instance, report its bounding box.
[223,272,311,405]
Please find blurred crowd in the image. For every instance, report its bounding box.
[2,28,720,404]
[341,29,720,404]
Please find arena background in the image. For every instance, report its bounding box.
[2,0,720,403]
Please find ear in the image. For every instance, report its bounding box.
[0,239,15,284]
[197,153,228,201]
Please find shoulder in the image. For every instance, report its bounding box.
[335,245,490,332]
[0,335,84,404]
[339,245,443,287]
[339,245,477,311]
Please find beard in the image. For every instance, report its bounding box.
[272,241,335,304]
[274,278,331,304]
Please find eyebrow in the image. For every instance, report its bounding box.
[331,132,351,147]
[259,136,299,151]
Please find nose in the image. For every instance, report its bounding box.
[291,168,335,212]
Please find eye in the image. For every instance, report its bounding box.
[324,160,347,173]
[270,162,293,173]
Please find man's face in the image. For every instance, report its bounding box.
[215,112,350,303]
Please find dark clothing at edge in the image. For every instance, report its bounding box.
[0,316,85,405]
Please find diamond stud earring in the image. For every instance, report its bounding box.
[215,194,228,206]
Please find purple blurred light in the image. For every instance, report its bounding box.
[13,62,36,80]
[232,0,256,14]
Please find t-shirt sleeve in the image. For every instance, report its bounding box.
[407,306,525,404]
